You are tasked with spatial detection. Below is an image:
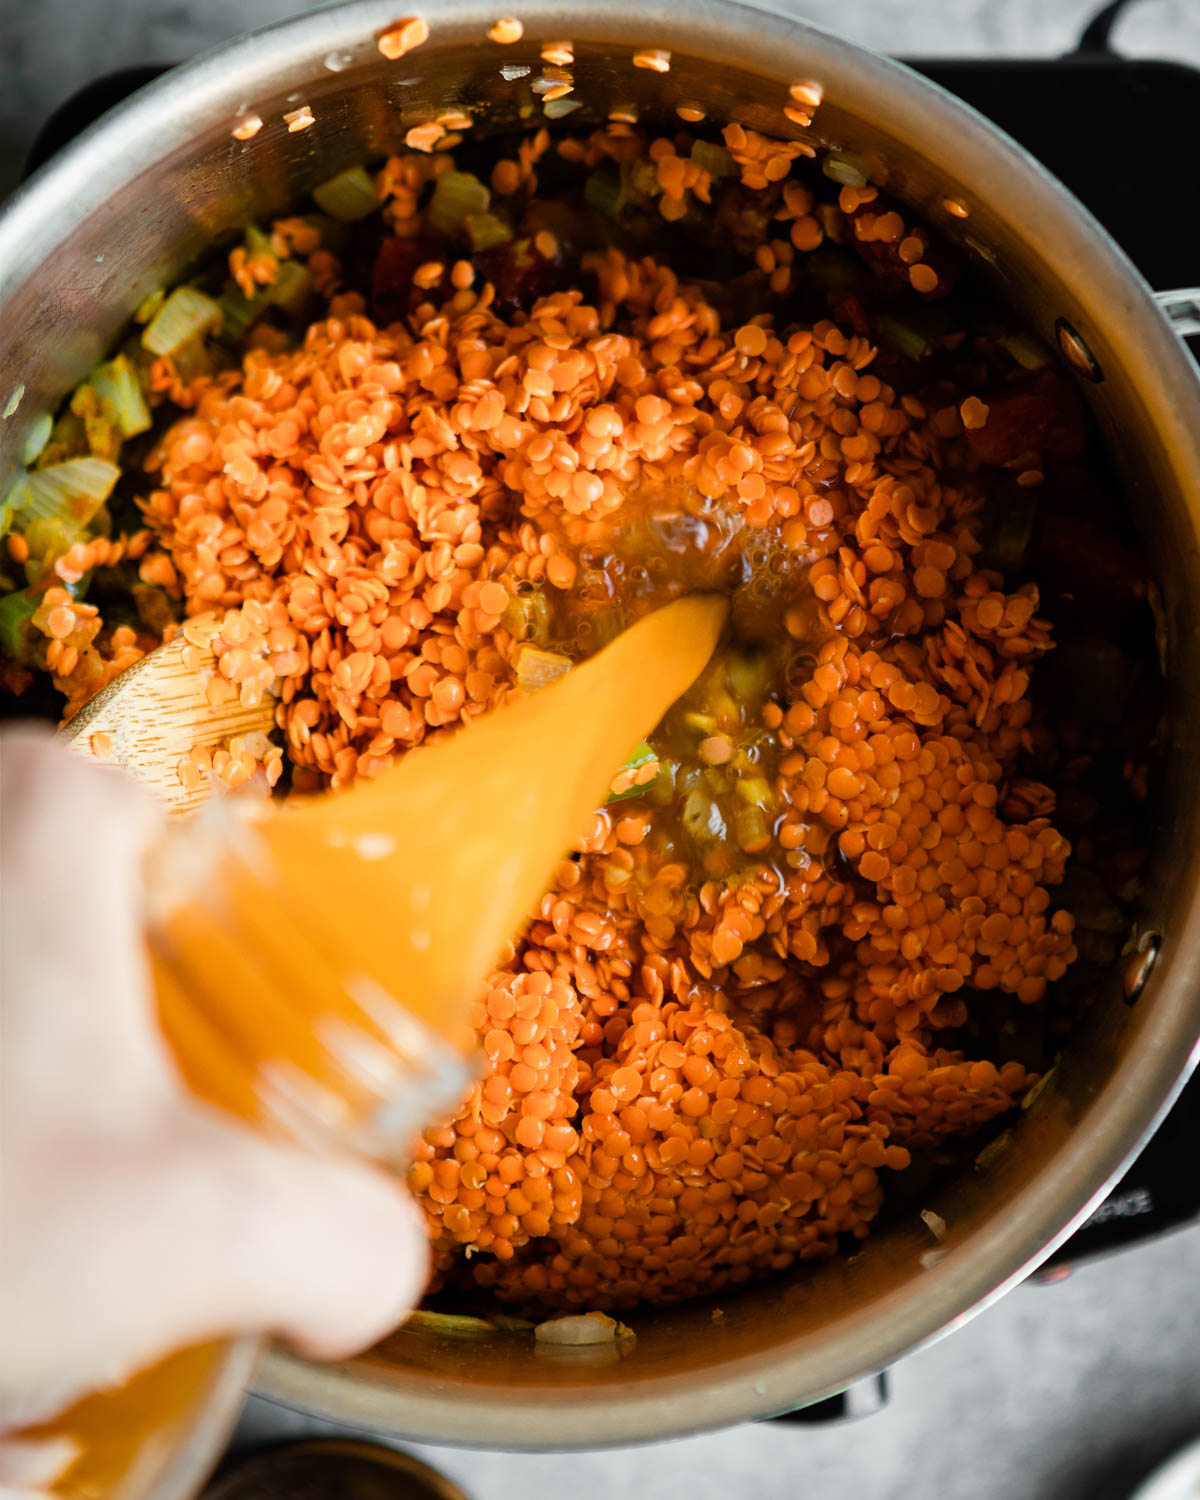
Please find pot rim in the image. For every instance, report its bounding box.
[4,0,1199,1449]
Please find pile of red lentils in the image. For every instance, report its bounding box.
[30,114,1079,1308]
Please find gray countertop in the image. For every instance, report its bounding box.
[3,1,1198,1496]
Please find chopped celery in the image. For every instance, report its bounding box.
[465,212,514,250]
[427,172,491,237]
[606,739,658,803]
[516,644,572,691]
[734,804,771,853]
[735,775,773,808]
[708,687,740,732]
[724,651,769,702]
[623,158,661,202]
[69,383,121,462]
[134,288,165,324]
[682,709,718,735]
[268,260,314,315]
[0,588,39,662]
[875,315,930,362]
[21,516,89,583]
[1021,1065,1058,1112]
[974,1128,1013,1171]
[701,765,727,795]
[20,458,120,528]
[0,492,19,542]
[312,165,381,222]
[219,261,312,336]
[2,474,31,521]
[803,245,864,294]
[217,283,267,339]
[977,489,1038,572]
[142,287,222,357]
[584,165,622,220]
[37,411,90,468]
[88,355,152,438]
[167,338,213,385]
[242,223,274,259]
[690,140,737,178]
[304,212,352,256]
[999,330,1051,371]
[405,1310,495,1337]
[21,414,52,468]
[645,762,676,806]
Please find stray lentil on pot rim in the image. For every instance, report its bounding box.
[0,60,1166,1311]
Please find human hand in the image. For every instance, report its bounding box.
[0,727,428,1444]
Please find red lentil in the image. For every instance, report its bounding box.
[487,16,524,43]
[378,16,430,59]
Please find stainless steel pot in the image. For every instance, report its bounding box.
[3,0,1199,1453]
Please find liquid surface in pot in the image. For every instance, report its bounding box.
[0,99,1166,1319]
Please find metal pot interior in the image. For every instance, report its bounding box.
[2,0,1199,1448]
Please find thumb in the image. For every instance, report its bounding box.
[212,1125,432,1360]
[112,1106,431,1367]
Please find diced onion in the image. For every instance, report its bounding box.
[920,1209,947,1240]
[821,152,869,188]
[312,165,381,222]
[142,287,222,357]
[427,171,491,236]
[89,355,151,438]
[21,457,120,526]
[516,645,572,691]
[534,1312,635,1345]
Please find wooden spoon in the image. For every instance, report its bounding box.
[61,634,277,817]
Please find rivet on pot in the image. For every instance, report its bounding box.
[1123,934,1161,1003]
[1055,318,1103,382]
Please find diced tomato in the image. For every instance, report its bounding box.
[1035,512,1147,613]
[370,237,432,325]
[848,232,909,294]
[830,290,872,338]
[474,238,558,318]
[847,202,962,301]
[965,372,1086,467]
